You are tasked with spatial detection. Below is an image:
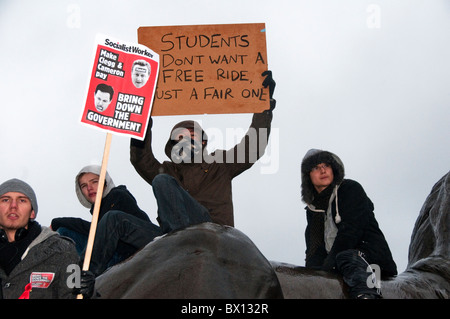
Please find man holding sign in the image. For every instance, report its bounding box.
[130,71,275,232]
[77,34,160,282]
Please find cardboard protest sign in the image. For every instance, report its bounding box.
[80,34,159,140]
[137,23,269,116]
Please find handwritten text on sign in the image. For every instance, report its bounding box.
[138,23,269,116]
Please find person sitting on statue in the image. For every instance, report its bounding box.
[130,71,276,233]
[0,178,93,299]
[300,149,397,299]
[51,165,162,276]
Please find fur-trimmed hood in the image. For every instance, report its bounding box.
[301,149,345,205]
[75,165,116,208]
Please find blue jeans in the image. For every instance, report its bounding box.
[152,174,212,233]
[57,227,87,256]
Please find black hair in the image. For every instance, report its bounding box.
[95,83,114,101]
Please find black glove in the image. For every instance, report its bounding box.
[262,70,276,100]
[72,270,96,299]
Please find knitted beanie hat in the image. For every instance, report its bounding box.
[0,178,38,217]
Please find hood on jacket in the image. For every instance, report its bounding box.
[164,120,208,161]
[21,226,58,260]
[301,149,345,205]
[75,165,115,208]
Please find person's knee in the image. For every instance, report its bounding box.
[101,210,126,227]
[336,249,359,270]
[152,174,175,188]
[336,249,371,274]
[336,249,359,262]
[152,174,178,197]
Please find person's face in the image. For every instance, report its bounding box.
[0,192,35,241]
[94,90,112,112]
[309,163,334,193]
[132,66,149,88]
[78,173,100,204]
[174,128,203,143]
[170,127,206,163]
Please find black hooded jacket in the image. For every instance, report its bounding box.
[301,150,397,277]
[51,185,150,235]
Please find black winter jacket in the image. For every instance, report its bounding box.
[0,227,78,299]
[305,179,397,277]
[51,185,150,235]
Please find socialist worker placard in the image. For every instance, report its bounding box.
[80,34,159,140]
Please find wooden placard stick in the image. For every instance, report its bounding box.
[77,132,112,299]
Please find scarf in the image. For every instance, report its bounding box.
[306,184,336,262]
[311,184,335,211]
[0,221,42,276]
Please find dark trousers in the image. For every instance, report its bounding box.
[87,210,162,276]
[152,174,212,234]
[336,249,382,298]
[58,227,129,271]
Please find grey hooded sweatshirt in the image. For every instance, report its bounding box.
[51,165,150,235]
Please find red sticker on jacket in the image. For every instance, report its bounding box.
[29,272,55,288]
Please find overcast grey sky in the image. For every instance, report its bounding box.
[1,0,449,273]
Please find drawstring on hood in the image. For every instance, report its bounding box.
[75,165,115,208]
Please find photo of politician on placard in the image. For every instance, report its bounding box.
[94,83,114,112]
[131,59,151,89]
